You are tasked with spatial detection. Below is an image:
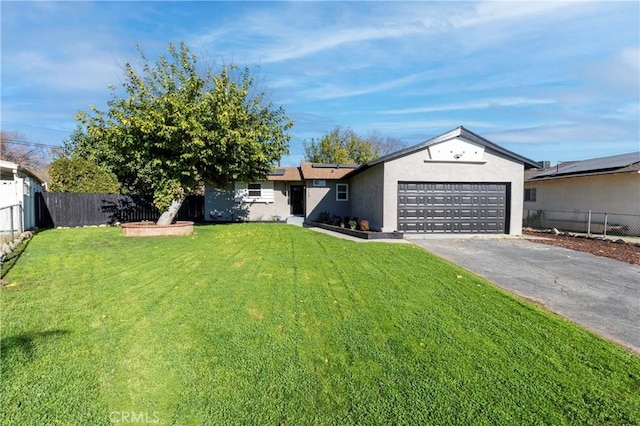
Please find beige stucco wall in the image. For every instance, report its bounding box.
[381,149,525,234]
[305,180,350,222]
[524,173,640,231]
[348,164,385,231]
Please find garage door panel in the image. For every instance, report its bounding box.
[398,182,509,234]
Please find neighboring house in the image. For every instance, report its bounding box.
[205,126,540,235]
[0,159,44,235]
[524,152,640,233]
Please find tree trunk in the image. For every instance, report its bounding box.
[156,196,185,225]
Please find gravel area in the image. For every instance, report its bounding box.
[524,231,640,265]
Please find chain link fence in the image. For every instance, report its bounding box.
[523,209,640,238]
[1,204,23,244]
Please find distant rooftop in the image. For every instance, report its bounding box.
[527,152,640,180]
[300,162,357,180]
[267,166,302,181]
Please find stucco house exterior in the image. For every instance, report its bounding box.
[205,126,540,235]
[205,166,303,222]
[0,159,44,237]
[524,152,640,233]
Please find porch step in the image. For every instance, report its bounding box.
[286,215,305,226]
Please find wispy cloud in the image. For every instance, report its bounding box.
[455,1,578,28]
[190,2,438,65]
[7,50,122,92]
[298,72,432,101]
[584,47,640,91]
[379,98,556,115]
[2,1,638,165]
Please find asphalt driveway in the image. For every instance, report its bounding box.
[409,237,640,354]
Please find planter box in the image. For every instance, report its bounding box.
[121,221,194,237]
[306,221,404,240]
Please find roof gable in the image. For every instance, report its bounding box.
[350,126,540,177]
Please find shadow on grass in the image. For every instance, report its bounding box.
[1,236,34,280]
[2,329,70,364]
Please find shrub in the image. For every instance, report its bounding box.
[348,219,357,230]
[360,219,369,231]
[317,211,331,224]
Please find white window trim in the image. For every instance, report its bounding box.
[336,183,349,201]
[234,182,275,203]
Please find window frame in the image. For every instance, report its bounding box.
[313,179,326,187]
[247,183,262,198]
[524,188,537,202]
[336,183,349,201]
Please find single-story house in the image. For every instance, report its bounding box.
[0,159,45,237]
[524,152,640,233]
[205,126,541,235]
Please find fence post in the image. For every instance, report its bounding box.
[19,203,23,233]
[10,205,15,238]
[603,213,608,239]
[587,210,591,236]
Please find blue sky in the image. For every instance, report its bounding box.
[2,1,639,167]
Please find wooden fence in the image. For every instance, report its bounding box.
[35,192,204,228]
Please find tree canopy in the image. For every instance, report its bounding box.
[73,41,293,224]
[48,157,121,194]
[303,127,406,164]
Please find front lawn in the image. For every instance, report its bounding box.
[1,224,639,424]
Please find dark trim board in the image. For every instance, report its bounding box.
[397,182,510,234]
[306,221,404,239]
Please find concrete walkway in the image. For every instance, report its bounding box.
[410,237,640,354]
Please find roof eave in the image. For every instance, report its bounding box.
[349,126,541,177]
[527,167,640,181]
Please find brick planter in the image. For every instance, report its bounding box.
[121,221,194,237]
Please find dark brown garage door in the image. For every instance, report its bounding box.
[398,182,509,233]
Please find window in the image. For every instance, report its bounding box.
[248,183,262,198]
[524,188,536,202]
[235,182,274,203]
[336,183,349,201]
[0,169,14,181]
[313,180,326,187]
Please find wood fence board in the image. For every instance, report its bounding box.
[35,193,204,228]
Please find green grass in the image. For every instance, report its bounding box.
[1,224,639,425]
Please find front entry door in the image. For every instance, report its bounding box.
[290,185,304,215]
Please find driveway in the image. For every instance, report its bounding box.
[409,236,640,354]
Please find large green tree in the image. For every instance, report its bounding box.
[303,127,406,164]
[74,42,293,224]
